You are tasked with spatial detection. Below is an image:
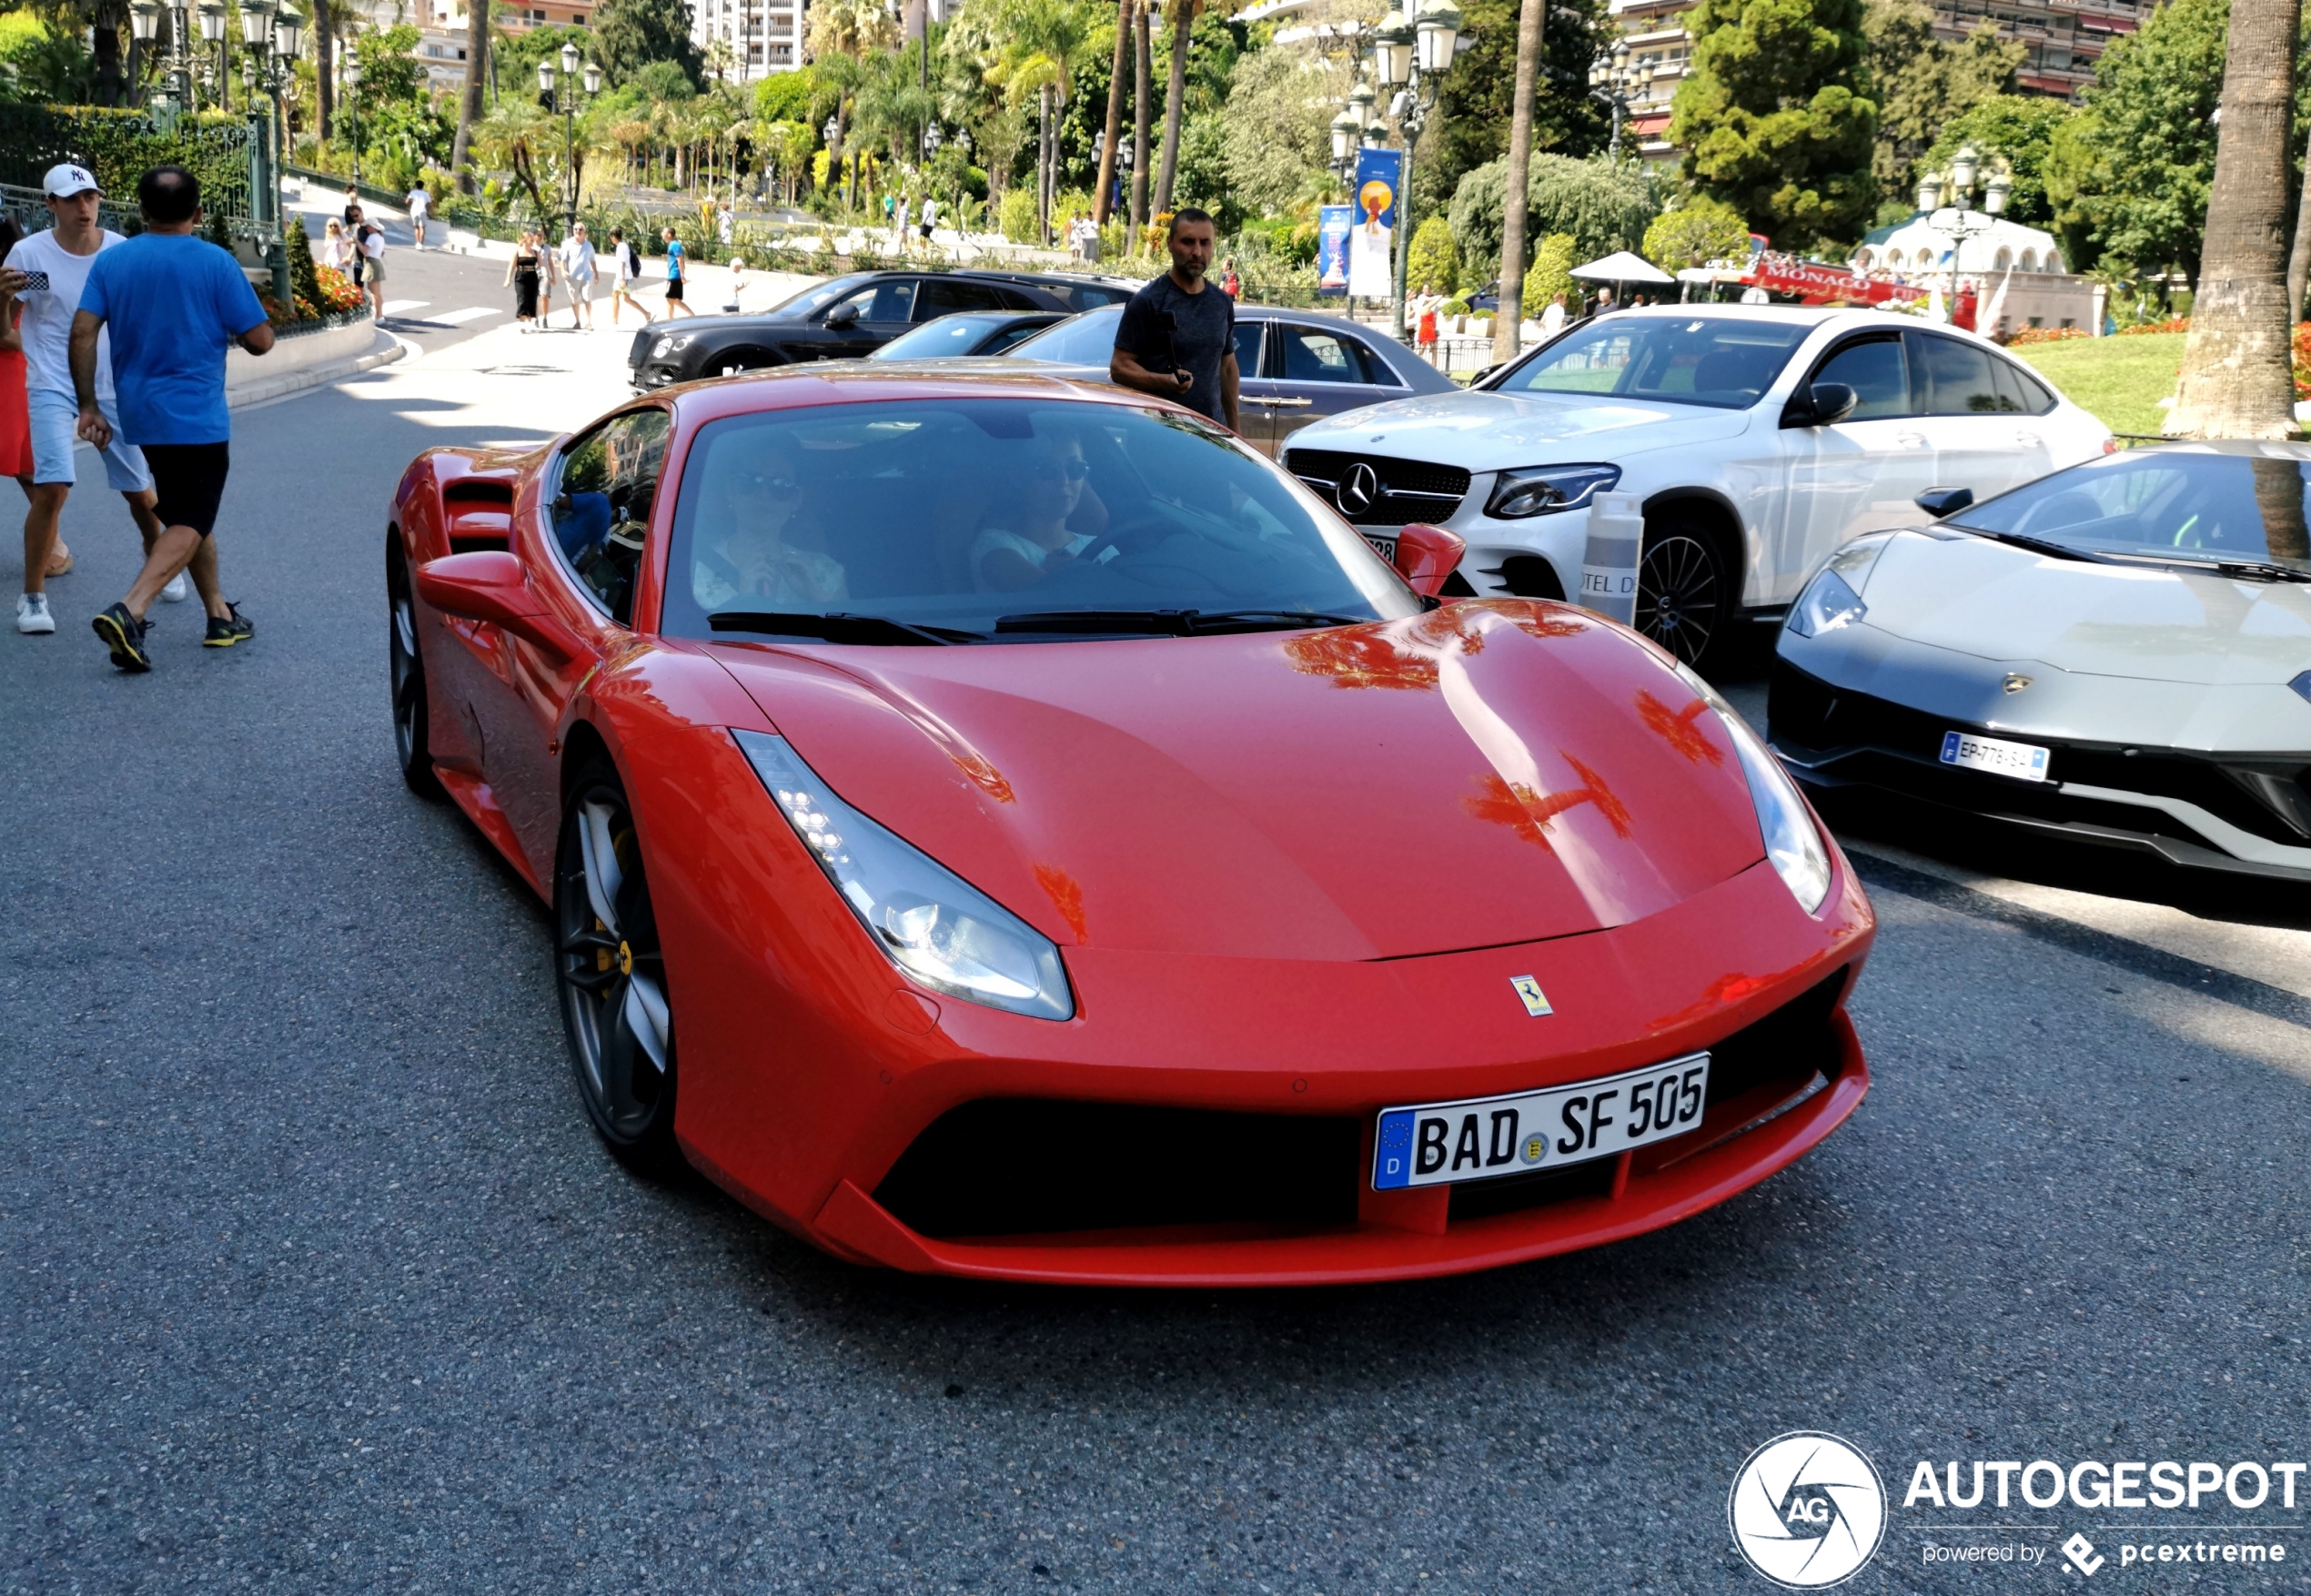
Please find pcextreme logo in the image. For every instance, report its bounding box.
[1730,1431,1889,1589]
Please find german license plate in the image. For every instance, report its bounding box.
[1358,531,1398,563]
[1371,1054,1711,1190]
[1939,729,2050,783]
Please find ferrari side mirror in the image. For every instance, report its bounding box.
[416,551,582,656]
[1914,485,1974,519]
[1393,521,1468,599]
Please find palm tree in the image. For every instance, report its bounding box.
[1092,0,1130,225]
[451,0,490,192]
[1492,0,1547,361]
[2165,0,2300,439]
[1152,0,1201,217]
[1130,0,1151,231]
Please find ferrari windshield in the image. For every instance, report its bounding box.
[1951,449,2311,573]
[1004,306,1124,366]
[1493,316,1810,409]
[661,399,1419,640]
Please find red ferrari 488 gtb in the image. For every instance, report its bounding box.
[387,367,1874,1286]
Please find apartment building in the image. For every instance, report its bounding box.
[692,0,808,81]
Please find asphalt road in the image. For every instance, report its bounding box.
[5,338,2311,1593]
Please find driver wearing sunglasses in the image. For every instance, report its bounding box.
[970,431,1111,592]
[691,434,848,611]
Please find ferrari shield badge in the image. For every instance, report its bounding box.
[1510,975,1553,1017]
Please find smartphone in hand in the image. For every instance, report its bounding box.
[13,270,48,294]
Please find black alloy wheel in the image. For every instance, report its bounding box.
[555,764,682,1174]
[1635,522,1728,669]
[388,542,443,799]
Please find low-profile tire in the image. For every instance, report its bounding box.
[555,762,683,1176]
[387,541,444,800]
[1635,516,1731,670]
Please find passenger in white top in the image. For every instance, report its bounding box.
[970,432,1109,592]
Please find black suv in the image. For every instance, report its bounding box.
[628,268,1140,389]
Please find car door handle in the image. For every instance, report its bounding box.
[1896,431,1928,449]
[2014,430,2044,448]
[1265,397,1314,409]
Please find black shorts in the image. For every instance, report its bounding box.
[144,442,230,539]
[664,278,685,302]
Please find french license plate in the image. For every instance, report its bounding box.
[1371,1054,1711,1190]
[1358,531,1398,563]
[1939,729,2050,783]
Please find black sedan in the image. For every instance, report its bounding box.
[867,310,1066,359]
[628,268,1138,389]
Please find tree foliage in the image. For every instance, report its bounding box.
[1865,0,2020,201]
[1670,0,1877,249]
[1425,0,1610,208]
[1449,153,1659,280]
[592,0,701,88]
[1522,231,1576,309]
[1642,196,1751,269]
[1920,93,2074,228]
[1408,212,1458,292]
[1219,37,1349,219]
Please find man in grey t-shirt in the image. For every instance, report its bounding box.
[1109,208,1240,434]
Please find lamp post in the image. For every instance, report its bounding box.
[343,51,362,183]
[1914,144,2010,318]
[238,0,302,309]
[1371,0,1460,341]
[1588,40,1653,163]
[131,0,196,127]
[197,0,228,109]
[539,45,601,236]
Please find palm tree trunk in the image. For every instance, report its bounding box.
[1154,0,1190,216]
[313,0,335,142]
[451,0,489,193]
[1093,0,1130,226]
[2287,123,2311,323]
[1038,85,1053,246]
[1492,0,1545,362]
[1130,0,1152,234]
[2165,0,2301,439]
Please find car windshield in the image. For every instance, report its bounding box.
[765,273,876,319]
[661,399,1418,640]
[872,314,1014,359]
[1949,449,2311,572]
[1493,315,1811,409]
[1006,305,1125,366]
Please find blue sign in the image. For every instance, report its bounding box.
[1317,205,1352,295]
[1347,147,1402,300]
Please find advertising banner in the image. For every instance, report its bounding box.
[1316,205,1352,295]
[1348,146,1401,300]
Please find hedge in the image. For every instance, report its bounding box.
[0,105,253,220]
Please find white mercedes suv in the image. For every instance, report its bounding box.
[1281,306,2113,666]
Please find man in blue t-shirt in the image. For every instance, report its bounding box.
[71,165,275,672]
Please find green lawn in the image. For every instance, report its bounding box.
[2011,331,2188,438]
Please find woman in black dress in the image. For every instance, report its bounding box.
[505,230,543,328]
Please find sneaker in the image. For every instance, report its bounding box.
[15,593,55,634]
[92,601,152,672]
[160,571,190,602]
[203,603,254,648]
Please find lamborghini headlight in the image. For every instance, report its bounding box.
[1671,662,1833,914]
[734,731,1074,1019]
[1785,568,1867,639]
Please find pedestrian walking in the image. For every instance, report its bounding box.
[1108,207,1240,435]
[608,227,651,326]
[5,163,175,637]
[560,222,597,329]
[507,230,541,328]
[0,219,35,535]
[536,230,559,326]
[345,205,367,295]
[406,182,430,247]
[895,197,913,255]
[1218,255,1240,298]
[341,184,360,229]
[722,255,745,314]
[1416,284,1439,363]
[76,166,275,671]
[718,204,734,250]
[357,219,388,320]
[320,217,351,275]
[918,196,937,249]
[1539,291,1567,337]
[660,228,694,318]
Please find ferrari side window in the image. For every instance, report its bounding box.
[554,408,671,624]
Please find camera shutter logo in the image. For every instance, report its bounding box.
[1338,461,1379,516]
[1728,1432,1887,1588]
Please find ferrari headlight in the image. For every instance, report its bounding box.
[1671,662,1833,914]
[1485,464,1621,519]
[1785,567,1867,639]
[734,731,1075,1020]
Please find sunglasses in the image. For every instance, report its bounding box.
[1029,457,1089,485]
[732,471,797,494]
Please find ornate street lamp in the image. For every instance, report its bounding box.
[1374,5,1413,87]
[1413,0,1459,75]
[236,0,299,308]
[197,0,228,108]
[1347,78,1375,131]
[540,48,600,234]
[1918,146,2011,318]
[1358,0,1462,340]
[1589,40,1653,162]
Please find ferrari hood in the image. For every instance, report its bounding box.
[1287,391,1752,473]
[708,604,1766,961]
[1859,530,2311,686]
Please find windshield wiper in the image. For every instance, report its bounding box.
[709,611,985,645]
[993,608,1369,636]
[1953,528,2114,563]
[2094,551,2311,583]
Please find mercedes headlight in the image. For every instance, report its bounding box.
[734,731,1075,1020]
[1485,464,1621,519]
[1671,662,1833,914]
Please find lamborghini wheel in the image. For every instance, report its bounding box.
[555,763,682,1175]
[388,540,443,799]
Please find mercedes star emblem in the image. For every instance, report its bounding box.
[1338,461,1380,516]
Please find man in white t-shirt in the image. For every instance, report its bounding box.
[406,185,430,247]
[558,222,597,329]
[4,164,173,636]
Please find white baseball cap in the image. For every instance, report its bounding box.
[43,164,100,199]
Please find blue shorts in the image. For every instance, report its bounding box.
[28,387,151,493]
